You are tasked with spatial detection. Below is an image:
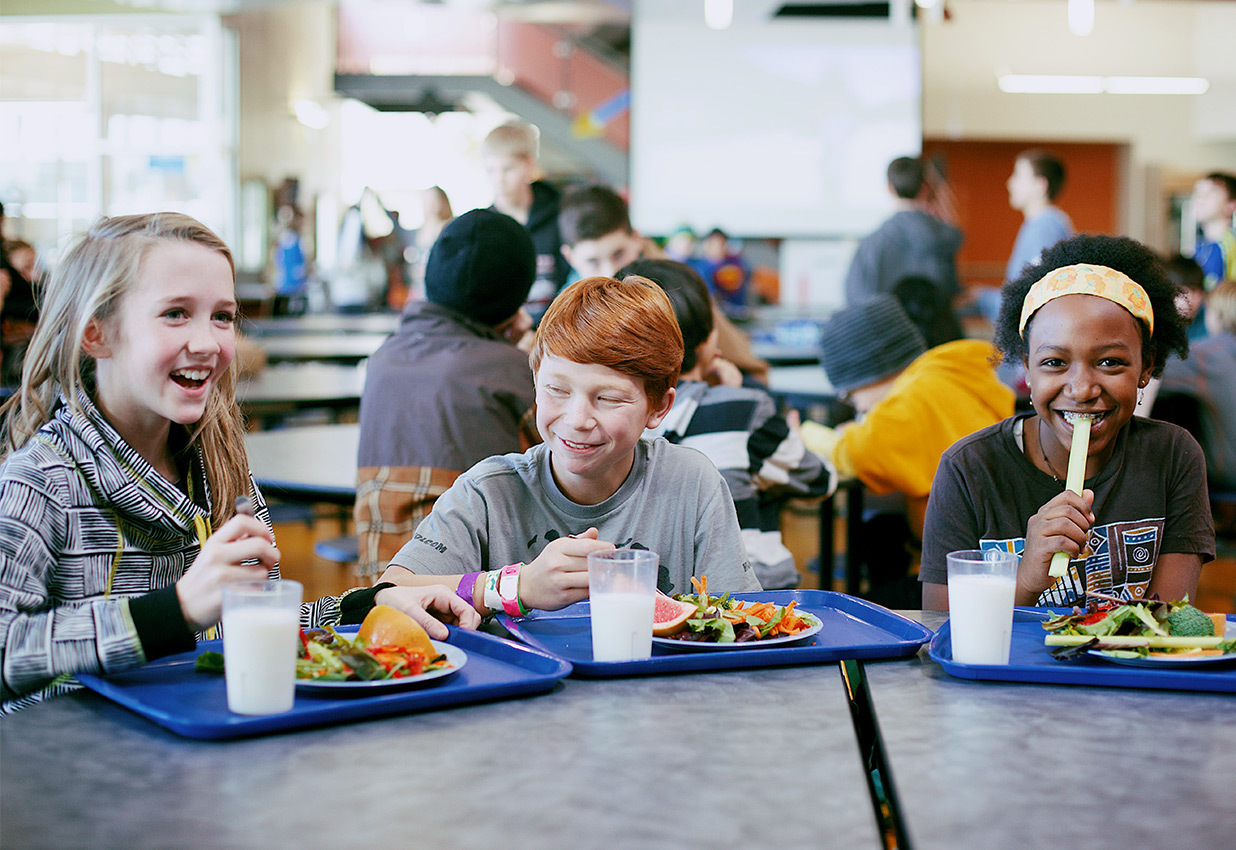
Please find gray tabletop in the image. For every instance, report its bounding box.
[238,362,366,419]
[863,611,1236,848]
[257,333,389,365]
[245,423,359,505]
[766,365,834,401]
[245,313,400,337]
[0,664,882,850]
[749,341,820,366]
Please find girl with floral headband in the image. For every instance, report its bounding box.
[921,234,1215,610]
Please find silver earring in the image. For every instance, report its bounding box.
[1138,386,1145,407]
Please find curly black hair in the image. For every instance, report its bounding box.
[993,234,1189,378]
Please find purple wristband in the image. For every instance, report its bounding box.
[456,571,482,609]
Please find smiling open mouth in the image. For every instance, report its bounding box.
[171,368,210,389]
[560,438,596,451]
[1062,411,1106,426]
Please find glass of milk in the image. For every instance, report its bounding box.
[221,580,303,714]
[587,549,658,662]
[946,550,1019,666]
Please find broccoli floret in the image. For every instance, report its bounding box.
[1166,604,1214,637]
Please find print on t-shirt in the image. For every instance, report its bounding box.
[981,516,1165,606]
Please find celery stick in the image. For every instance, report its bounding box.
[1049,415,1091,578]
[1045,634,1225,649]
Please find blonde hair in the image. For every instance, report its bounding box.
[0,213,250,529]
[1208,280,1236,335]
[482,119,539,161]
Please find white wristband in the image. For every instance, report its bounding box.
[482,569,503,614]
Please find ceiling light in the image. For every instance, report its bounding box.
[998,75,1104,94]
[705,0,733,30]
[997,74,1210,95]
[1068,0,1095,37]
[1105,76,1209,95]
[293,99,329,130]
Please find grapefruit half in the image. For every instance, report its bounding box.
[653,592,697,637]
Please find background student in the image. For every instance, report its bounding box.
[557,183,770,384]
[1190,171,1236,288]
[843,156,963,306]
[974,150,1075,326]
[1158,280,1236,495]
[377,274,761,615]
[0,213,477,713]
[921,234,1213,610]
[481,119,569,324]
[355,209,538,575]
[621,258,835,590]
[801,295,1013,607]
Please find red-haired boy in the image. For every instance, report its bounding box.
[376,275,761,615]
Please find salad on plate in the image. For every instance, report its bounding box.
[1042,593,1236,662]
[653,576,821,646]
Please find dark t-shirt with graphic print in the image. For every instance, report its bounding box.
[920,415,1215,606]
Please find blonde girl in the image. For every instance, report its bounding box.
[0,213,475,713]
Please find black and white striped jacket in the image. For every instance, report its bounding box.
[0,392,339,713]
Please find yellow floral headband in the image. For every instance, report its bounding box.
[1018,263,1154,337]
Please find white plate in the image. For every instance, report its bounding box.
[295,640,466,693]
[1087,648,1236,668]
[651,612,822,652]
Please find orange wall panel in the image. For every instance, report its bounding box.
[922,139,1122,288]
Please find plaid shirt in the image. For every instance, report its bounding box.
[354,466,461,576]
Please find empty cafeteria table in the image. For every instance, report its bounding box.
[257,333,389,365]
[244,313,400,337]
[244,423,358,506]
[750,340,820,366]
[859,612,1236,848]
[766,364,833,407]
[237,362,366,420]
[1,665,883,849]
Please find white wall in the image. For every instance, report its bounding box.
[231,3,341,207]
[921,0,1236,244]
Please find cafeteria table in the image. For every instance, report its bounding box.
[766,364,833,403]
[750,340,820,366]
[859,612,1236,848]
[0,664,884,849]
[257,333,389,365]
[238,362,366,422]
[244,423,358,506]
[244,312,400,337]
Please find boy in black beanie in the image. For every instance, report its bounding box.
[355,208,538,575]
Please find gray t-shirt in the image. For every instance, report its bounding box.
[389,437,761,596]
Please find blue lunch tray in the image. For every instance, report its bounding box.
[929,608,1236,693]
[77,626,572,740]
[497,590,933,677]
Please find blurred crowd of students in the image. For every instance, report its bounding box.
[1,119,1233,614]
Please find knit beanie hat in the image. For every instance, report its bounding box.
[424,208,537,326]
[819,295,927,393]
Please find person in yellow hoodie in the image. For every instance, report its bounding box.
[801,295,1014,605]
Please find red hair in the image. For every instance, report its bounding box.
[530,275,683,409]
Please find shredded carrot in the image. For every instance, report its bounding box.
[689,576,815,639]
